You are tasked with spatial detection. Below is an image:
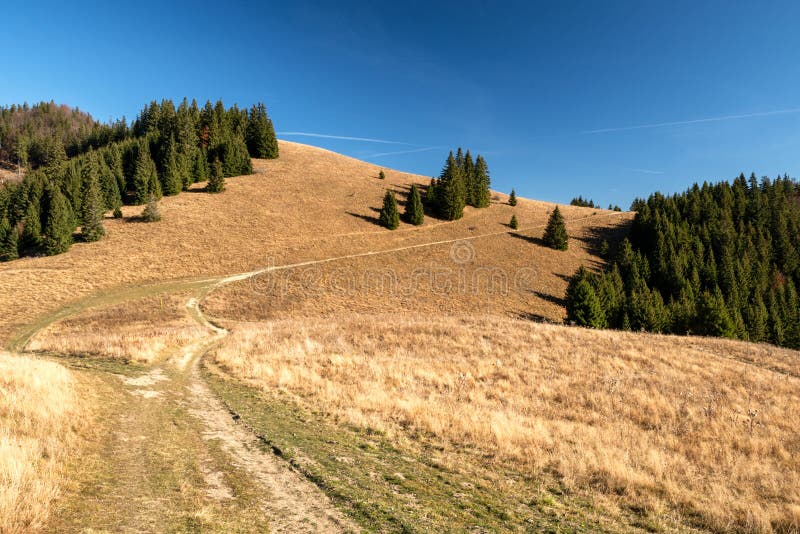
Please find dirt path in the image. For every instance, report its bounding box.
[17,210,630,532]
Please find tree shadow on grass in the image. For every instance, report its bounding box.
[571,218,632,258]
[507,232,546,247]
[532,291,566,307]
[346,211,381,227]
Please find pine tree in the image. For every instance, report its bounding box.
[160,136,183,196]
[0,217,18,261]
[509,214,519,229]
[21,200,42,249]
[132,141,160,204]
[245,103,278,159]
[543,206,568,250]
[80,156,106,242]
[42,186,73,255]
[463,151,476,206]
[437,152,466,220]
[404,184,424,225]
[695,290,736,338]
[207,158,225,193]
[509,189,517,206]
[425,178,438,208]
[379,190,400,230]
[565,270,606,328]
[141,194,162,222]
[193,149,209,183]
[472,155,491,208]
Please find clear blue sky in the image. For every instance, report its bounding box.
[3,0,800,208]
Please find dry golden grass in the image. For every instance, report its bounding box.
[0,140,630,344]
[211,315,800,533]
[26,293,205,363]
[0,352,84,532]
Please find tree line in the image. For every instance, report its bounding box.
[565,174,800,349]
[0,98,278,260]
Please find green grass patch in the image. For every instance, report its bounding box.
[203,362,626,533]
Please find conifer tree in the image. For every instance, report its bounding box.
[160,136,183,196]
[379,190,400,230]
[543,206,568,250]
[98,158,122,212]
[472,155,491,208]
[42,186,73,255]
[379,170,386,180]
[193,149,209,183]
[404,184,424,225]
[245,103,278,159]
[565,270,606,328]
[509,214,519,229]
[80,156,106,242]
[207,158,225,193]
[695,290,736,338]
[425,178,438,208]
[463,151,475,206]
[141,194,162,222]
[509,189,517,206]
[21,200,42,249]
[437,152,466,220]
[132,141,160,204]
[0,217,18,261]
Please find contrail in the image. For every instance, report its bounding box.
[623,167,664,175]
[278,131,420,146]
[363,146,441,158]
[581,107,800,135]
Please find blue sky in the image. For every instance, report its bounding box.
[3,1,800,207]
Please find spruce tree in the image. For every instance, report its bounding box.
[132,141,160,204]
[207,158,225,193]
[21,200,42,249]
[160,136,183,196]
[438,152,466,220]
[472,155,491,208]
[463,151,476,206]
[193,149,209,183]
[404,184,424,225]
[565,271,606,328]
[509,189,517,206]
[509,214,519,229]
[425,178,439,209]
[0,217,18,261]
[141,194,162,222]
[379,190,400,230]
[42,186,73,255]
[543,206,568,250]
[245,103,278,159]
[80,157,106,242]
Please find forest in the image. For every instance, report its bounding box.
[0,99,277,259]
[566,174,800,349]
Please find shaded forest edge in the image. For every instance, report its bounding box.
[0,99,277,258]
[566,174,800,350]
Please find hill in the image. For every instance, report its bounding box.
[0,140,630,346]
[2,140,798,532]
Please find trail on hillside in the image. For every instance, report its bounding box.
[17,210,633,532]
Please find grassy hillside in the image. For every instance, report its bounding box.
[0,140,630,344]
[203,315,799,533]
[0,352,87,533]
[6,140,798,532]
